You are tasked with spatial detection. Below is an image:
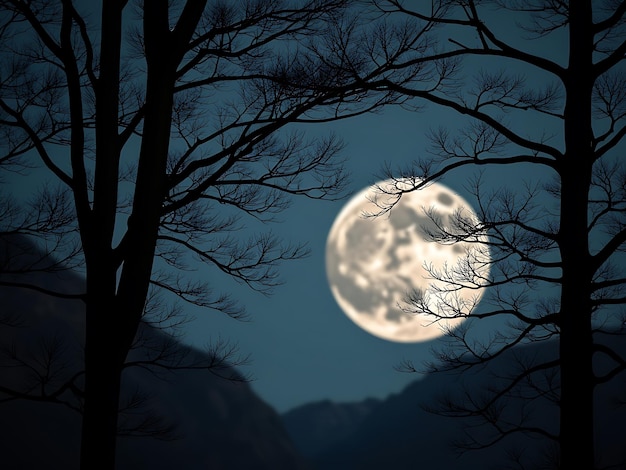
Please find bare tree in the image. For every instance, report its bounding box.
[313,0,626,468]
[0,0,391,468]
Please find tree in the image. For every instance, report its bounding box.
[0,0,382,468]
[319,1,626,468]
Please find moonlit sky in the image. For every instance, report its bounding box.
[6,73,562,416]
[8,3,612,415]
[178,4,576,410]
[178,104,550,413]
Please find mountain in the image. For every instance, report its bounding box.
[283,339,626,470]
[0,234,312,470]
[4,234,626,469]
[282,397,381,457]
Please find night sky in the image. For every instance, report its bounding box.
[3,2,585,416]
[176,103,550,414]
[175,15,581,412]
[173,5,575,414]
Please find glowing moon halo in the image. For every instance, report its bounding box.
[325,179,489,343]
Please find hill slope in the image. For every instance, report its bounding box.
[0,234,311,469]
[283,339,626,470]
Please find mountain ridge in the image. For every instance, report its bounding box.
[282,337,626,469]
[0,234,312,469]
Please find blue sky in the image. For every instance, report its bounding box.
[177,101,551,413]
[180,106,442,413]
[4,1,598,416]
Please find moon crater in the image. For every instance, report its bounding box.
[325,179,489,343]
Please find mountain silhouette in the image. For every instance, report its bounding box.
[283,337,626,469]
[282,397,381,457]
[0,234,312,470]
[3,234,625,469]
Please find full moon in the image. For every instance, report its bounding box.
[325,178,489,343]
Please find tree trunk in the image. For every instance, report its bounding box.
[77,2,125,467]
[79,296,126,470]
[78,3,182,468]
[559,1,594,468]
[559,175,594,469]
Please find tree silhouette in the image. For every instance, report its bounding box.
[0,0,383,468]
[316,1,626,468]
